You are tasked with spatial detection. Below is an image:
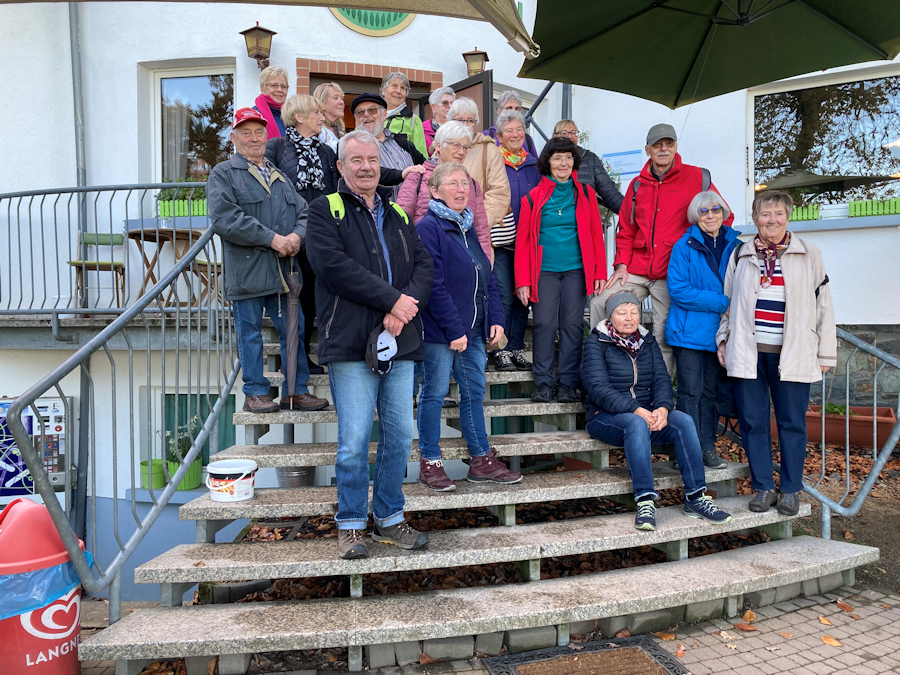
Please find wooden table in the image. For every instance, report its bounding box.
[127,228,206,305]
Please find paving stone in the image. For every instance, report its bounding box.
[792,597,817,608]
[474,632,503,656]
[746,588,777,607]
[754,605,783,619]
[801,578,819,597]
[597,615,628,637]
[773,600,800,612]
[668,604,686,625]
[568,619,596,635]
[366,643,396,669]
[503,626,556,653]
[422,636,474,661]
[774,582,802,603]
[685,598,724,623]
[218,653,251,675]
[858,589,885,601]
[394,640,422,666]
[628,609,672,634]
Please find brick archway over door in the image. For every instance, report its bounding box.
[295,59,443,95]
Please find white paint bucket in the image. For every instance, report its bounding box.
[205,459,257,502]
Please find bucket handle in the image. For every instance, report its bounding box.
[206,470,251,491]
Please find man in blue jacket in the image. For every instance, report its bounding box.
[305,130,434,560]
[208,108,328,414]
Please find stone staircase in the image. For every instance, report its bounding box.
[79,334,880,674]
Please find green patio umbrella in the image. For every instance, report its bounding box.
[519,0,900,108]
[759,169,900,194]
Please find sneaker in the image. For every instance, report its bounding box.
[510,349,532,371]
[371,521,429,550]
[338,529,368,559]
[493,350,515,371]
[531,383,554,403]
[684,494,733,524]
[280,393,329,411]
[242,395,279,414]
[418,458,456,492]
[556,384,578,403]
[634,500,656,531]
[467,450,523,483]
[442,397,458,408]
[748,489,777,512]
[777,491,800,516]
[702,449,727,469]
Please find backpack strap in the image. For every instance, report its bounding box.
[732,242,742,268]
[701,167,711,191]
[390,201,409,225]
[326,192,345,227]
[815,274,829,298]
[630,179,640,226]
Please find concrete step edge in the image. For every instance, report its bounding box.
[264,370,538,389]
[81,537,879,660]
[138,497,810,584]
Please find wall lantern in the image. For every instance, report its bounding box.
[462,47,489,78]
[240,23,277,70]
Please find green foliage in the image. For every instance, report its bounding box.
[156,177,207,202]
[820,403,857,416]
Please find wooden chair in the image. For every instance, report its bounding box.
[191,256,224,306]
[68,231,126,308]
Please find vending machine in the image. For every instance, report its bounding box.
[0,397,74,504]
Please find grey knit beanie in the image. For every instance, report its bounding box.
[605,292,641,316]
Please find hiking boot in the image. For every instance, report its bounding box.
[338,529,368,559]
[443,397,458,408]
[684,494,733,524]
[280,393,329,411]
[777,491,800,516]
[371,521,429,550]
[510,349,532,370]
[748,489,777,512]
[556,384,578,403]
[493,350,515,371]
[634,500,656,531]
[702,449,727,469]
[307,359,325,375]
[418,458,456,492]
[467,450,523,484]
[531,383,554,403]
[243,395,279,414]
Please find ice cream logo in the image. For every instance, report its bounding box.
[20,587,81,640]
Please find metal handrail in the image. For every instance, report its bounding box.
[5,207,240,623]
[802,327,900,538]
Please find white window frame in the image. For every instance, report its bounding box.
[745,61,900,220]
[151,65,235,184]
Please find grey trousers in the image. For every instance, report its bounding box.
[532,269,586,389]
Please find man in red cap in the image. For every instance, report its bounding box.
[208,108,328,413]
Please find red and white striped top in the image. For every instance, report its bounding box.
[755,256,785,348]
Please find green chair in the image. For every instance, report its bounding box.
[68,231,126,308]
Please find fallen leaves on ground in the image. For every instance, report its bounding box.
[836,601,854,612]
[615,628,631,638]
[192,560,205,567]
[242,525,286,542]
[818,615,834,625]
[568,643,584,650]
[725,643,736,650]
[654,632,676,641]
[139,660,186,675]
[880,603,893,608]
[675,644,685,658]
[206,657,217,675]
[849,613,862,620]
[715,630,735,640]
[779,632,794,639]
[733,623,757,632]
[742,609,756,623]
[822,635,843,647]
[419,653,437,665]
[844,531,854,540]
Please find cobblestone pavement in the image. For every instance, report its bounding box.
[80,586,900,674]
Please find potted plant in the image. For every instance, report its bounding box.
[164,417,202,490]
[805,403,897,449]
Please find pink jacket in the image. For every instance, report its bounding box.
[396,160,492,261]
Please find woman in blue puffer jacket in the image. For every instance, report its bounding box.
[665,191,740,470]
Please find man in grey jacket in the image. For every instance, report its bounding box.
[208,107,328,414]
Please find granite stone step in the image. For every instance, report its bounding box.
[138,497,809,586]
[264,369,537,390]
[213,431,610,467]
[232,398,584,426]
[265,341,534,356]
[81,537,879,663]
[180,462,748,522]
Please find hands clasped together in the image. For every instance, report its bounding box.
[634,406,669,432]
[270,233,302,257]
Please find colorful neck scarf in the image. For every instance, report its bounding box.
[428,198,474,234]
[754,232,790,288]
[500,145,527,168]
[254,94,283,139]
[285,127,325,192]
[605,320,644,354]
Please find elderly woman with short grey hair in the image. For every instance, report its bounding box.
[485,90,537,157]
[381,72,428,157]
[423,86,455,154]
[665,190,741,470]
[448,97,511,253]
[254,66,290,139]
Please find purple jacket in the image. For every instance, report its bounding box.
[503,152,541,228]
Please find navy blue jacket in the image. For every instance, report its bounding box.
[581,323,674,419]
[665,224,741,352]
[503,153,541,230]
[416,210,504,344]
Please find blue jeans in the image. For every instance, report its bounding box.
[586,409,706,501]
[233,294,310,397]
[734,352,810,493]
[673,347,721,452]
[493,247,529,351]
[418,336,490,460]
[329,360,414,530]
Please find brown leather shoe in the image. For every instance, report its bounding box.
[280,392,329,411]
[242,395,279,414]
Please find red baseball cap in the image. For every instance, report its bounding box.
[233,107,268,129]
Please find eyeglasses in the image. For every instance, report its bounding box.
[457,118,477,126]
[550,154,574,163]
[442,180,470,191]
[437,100,453,108]
[265,83,289,90]
[443,140,472,151]
[354,106,383,118]
[699,206,723,214]
[553,130,579,138]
